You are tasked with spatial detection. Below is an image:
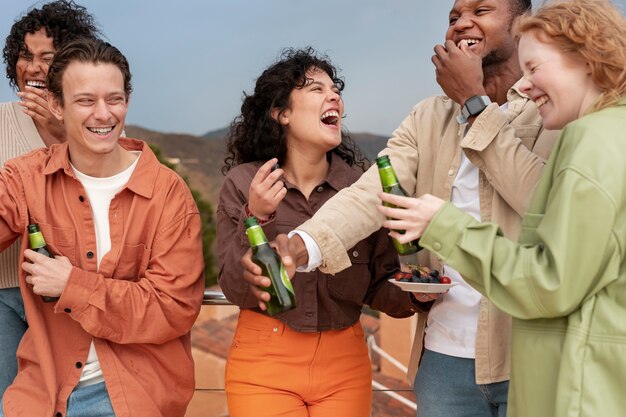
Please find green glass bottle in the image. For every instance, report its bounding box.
[27,224,59,303]
[245,217,297,316]
[376,155,422,255]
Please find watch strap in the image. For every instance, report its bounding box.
[457,95,492,124]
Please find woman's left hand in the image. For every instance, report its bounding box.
[377,193,445,243]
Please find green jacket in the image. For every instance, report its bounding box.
[421,97,626,417]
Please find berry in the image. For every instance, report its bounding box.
[393,271,413,282]
[401,265,449,285]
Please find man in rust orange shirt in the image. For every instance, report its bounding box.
[0,38,204,417]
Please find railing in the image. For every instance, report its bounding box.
[195,289,416,416]
[202,289,231,305]
[367,335,417,411]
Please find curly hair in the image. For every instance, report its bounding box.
[519,0,626,111]
[3,0,100,91]
[222,47,367,174]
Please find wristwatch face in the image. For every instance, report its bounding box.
[458,95,491,124]
[465,96,487,116]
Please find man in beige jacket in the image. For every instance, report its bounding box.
[242,0,558,415]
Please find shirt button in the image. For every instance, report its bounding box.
[448,169,454,176]
[86,251,94,259]
[352,250,359,257]
[56,413,63,417]
[433,242,442,250]
[316,186,324,192]
[311,268,316,272]
[75,362,83,368]
[64,308,71,313]
[272,327,278,333]
[78,195,85,202]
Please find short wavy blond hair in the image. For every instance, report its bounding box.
[519,0,626,111]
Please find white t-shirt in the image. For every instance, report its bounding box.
[424,103,509,358]
[71,152,140,386]
[423,150,482,357]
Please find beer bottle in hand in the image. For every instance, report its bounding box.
[376,155,422,255]
[27,224,59,303]
[245,217,297,316]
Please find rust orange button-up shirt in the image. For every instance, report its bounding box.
[0,138,205,417]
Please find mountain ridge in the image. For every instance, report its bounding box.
[125,124,390,205]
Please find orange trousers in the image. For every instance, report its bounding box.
[225,309,372,417]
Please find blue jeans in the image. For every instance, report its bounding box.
[0,287,27,399]
[1,382,115,417]
[413,349,509,417]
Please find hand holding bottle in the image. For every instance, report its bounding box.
[377,193,445,244]
[240,233,297,312]
[376,155,423,254]
[22,248,72,301]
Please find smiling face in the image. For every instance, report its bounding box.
[48,61,129,175]
[15,28,56,92]
[277,68,344,157]
[446,0,518,67]
[518,31,602,130]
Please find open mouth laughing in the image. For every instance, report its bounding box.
[534,95,550,108]
[26,80,46,89]
[457,38,481,48]
[320,110,340,126]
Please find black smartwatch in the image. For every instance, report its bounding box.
[457,95,492,124]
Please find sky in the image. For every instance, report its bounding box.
[1,0,625,137]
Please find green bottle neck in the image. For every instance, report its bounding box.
[246,224,268,247]
[29,231,46,249]
[378,166,399,187]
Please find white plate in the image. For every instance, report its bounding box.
[388,278,456,293]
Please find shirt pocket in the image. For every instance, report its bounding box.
[326,240,371,302]
[36,222,76,264]
[515,125,541,150]
[113,243,149,281]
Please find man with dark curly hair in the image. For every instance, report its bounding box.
[0,0,99,398]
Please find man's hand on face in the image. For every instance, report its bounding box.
[22,249,73,299]
[18,86,65,141]
[432,39,487,105]
[240,234,297,311]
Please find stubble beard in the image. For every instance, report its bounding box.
[481,16,517,77]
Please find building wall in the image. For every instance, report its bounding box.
[379,313,418,382]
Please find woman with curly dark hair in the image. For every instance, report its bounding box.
[0,0,99,399]
[217,47,419,417]
[3,0,99,143]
